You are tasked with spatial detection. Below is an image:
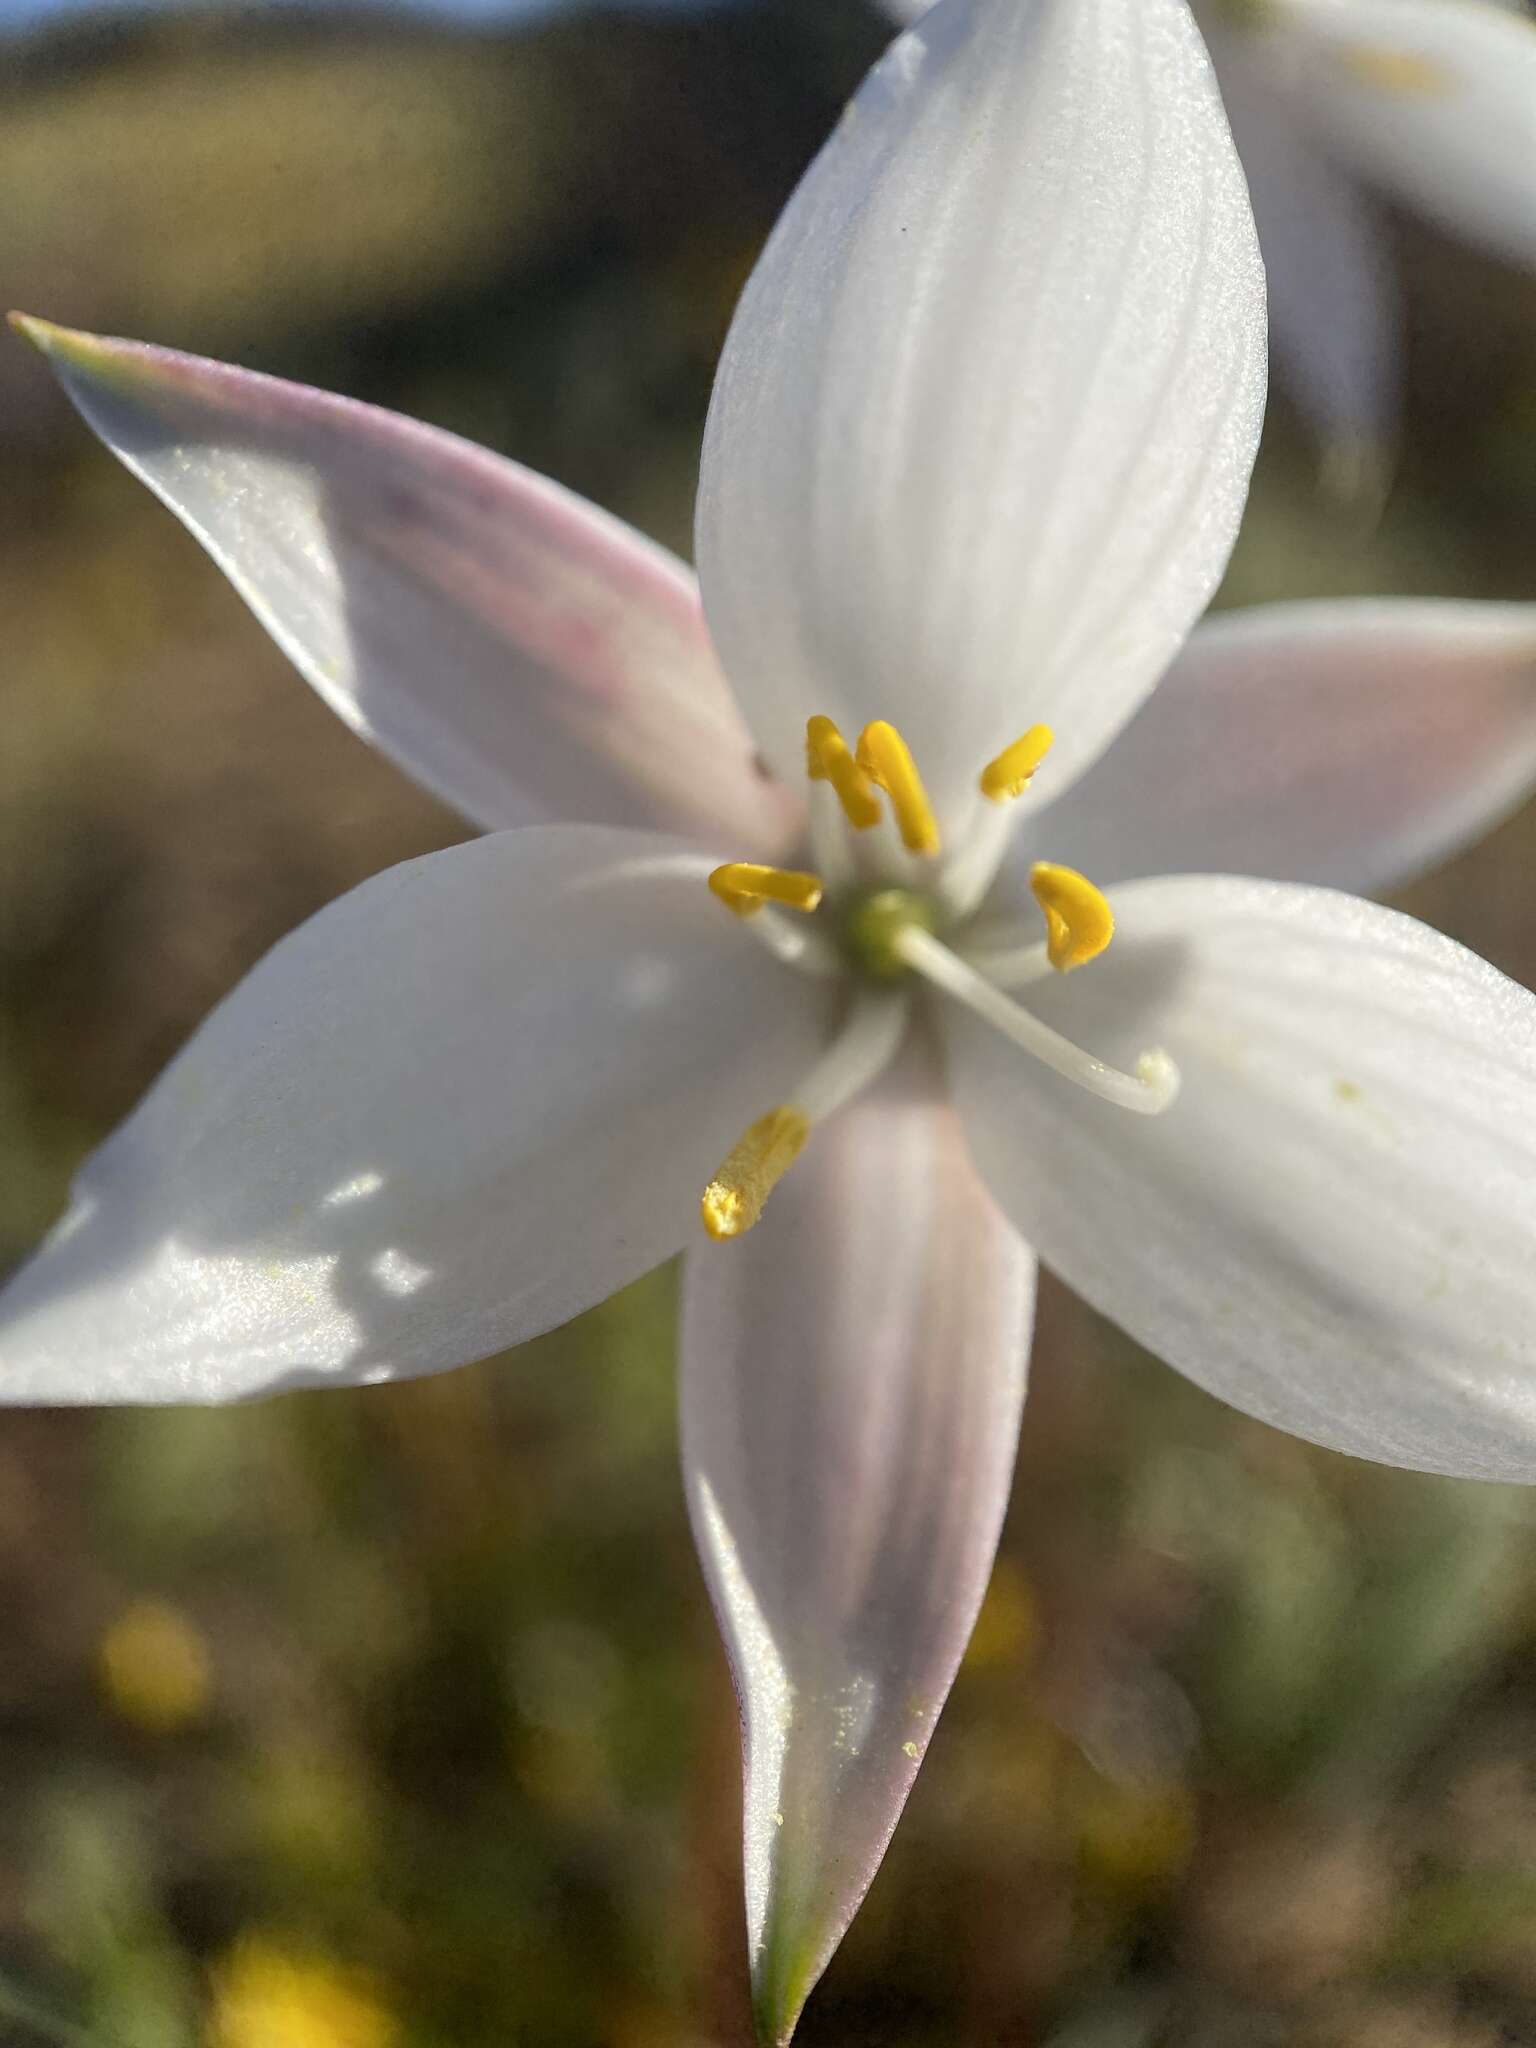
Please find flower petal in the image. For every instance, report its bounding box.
[695,0,1266,837]
[1264,0,1536,268]
[681,1061,1033,2043]
[1203,23,1402,464]
[947,876,1536,1480]
[13,317,799,854]
[1009,600,1536,896]
[0,827,830,1403]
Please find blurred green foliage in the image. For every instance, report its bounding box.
[2,3,1536,2043]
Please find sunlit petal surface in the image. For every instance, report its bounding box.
[696,0,1266,837]
[1270,0,1536,267]
[948,876,1536,1480]
[15,318,799,854]
[1008,601,1536,895]
[681,1064,1034,2043]
[0,827,829,1402]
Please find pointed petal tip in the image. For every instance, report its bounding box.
[8,309,55,348]
[751,1956,813,2048]
[685,1086,1034,2048]
[749,1999,783,2047]
[10,311,85,352]
[8,312,128,382]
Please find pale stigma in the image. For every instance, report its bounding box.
[979,726,1054,803]
[806,716,882,831]
[701,1108,811,1240]
[708,863,825,918]
[856,721,941,856]
[1031,863,1115,972]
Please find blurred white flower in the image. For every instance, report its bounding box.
[8,0,1536,2039]
[886,0,1536,482]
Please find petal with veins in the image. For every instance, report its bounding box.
[13,317,799,855]
[681,1061,1033,2044]
[0,827,830,1403]
[1269,0,1536,268]
[948,876,1536,1481]
[696,0,1266,840]
[1202,22,1403,465]
[1008,601,1536,897]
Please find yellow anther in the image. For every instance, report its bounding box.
[806,716,882,831]
[701,1107,810,1240]
[708,863,825,919]
[979,725,1055,803]
[855,721,941,856]
[1030,862,1115,973]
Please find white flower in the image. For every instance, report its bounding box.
[6,0,1536,2039]
[1205,0,1536,477]
[886,0,1536,477]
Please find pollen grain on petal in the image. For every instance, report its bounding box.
[806,715,882,830]
[855,720,941,855]
[1030,862,1115,973]
[700,1107,810,1240]
[979,725,1054,803]
[708,862,825,918]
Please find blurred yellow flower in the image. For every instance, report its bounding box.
[962,1560,1039,1673]
[98,1597,211,1734]
[1077,1777,1197,1895]
[208,1937,397,2048]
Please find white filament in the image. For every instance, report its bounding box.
[894,926,1178,1115]
[938,797,1019,920]
[794,988,912,1122]
[956,932,1056,989]
[855,806,928,890]
[741,903,843,977]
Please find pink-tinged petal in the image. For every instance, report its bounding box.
[1204,23,1402,465]
[1010,600,1536,896]
[695,0,1266,842]
[0,827,830,1404]
[12,316,800,855]
[1268,0,1536,269]
[681,1062,1035,2043]
[947,876,1536,1481]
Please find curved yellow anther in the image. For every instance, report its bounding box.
[979,725,1054,803]
[708,863,825,918]
[855,721,941,856]
[1030,862,1115,973]
[701,1107,810,1240]
[806,716,882,831]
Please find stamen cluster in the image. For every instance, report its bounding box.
[698,715,1175,1239]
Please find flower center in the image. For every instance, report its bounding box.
[697,714,1177,1240]
[843,888,937,980]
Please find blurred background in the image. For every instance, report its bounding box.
[2,2,1536,2042]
